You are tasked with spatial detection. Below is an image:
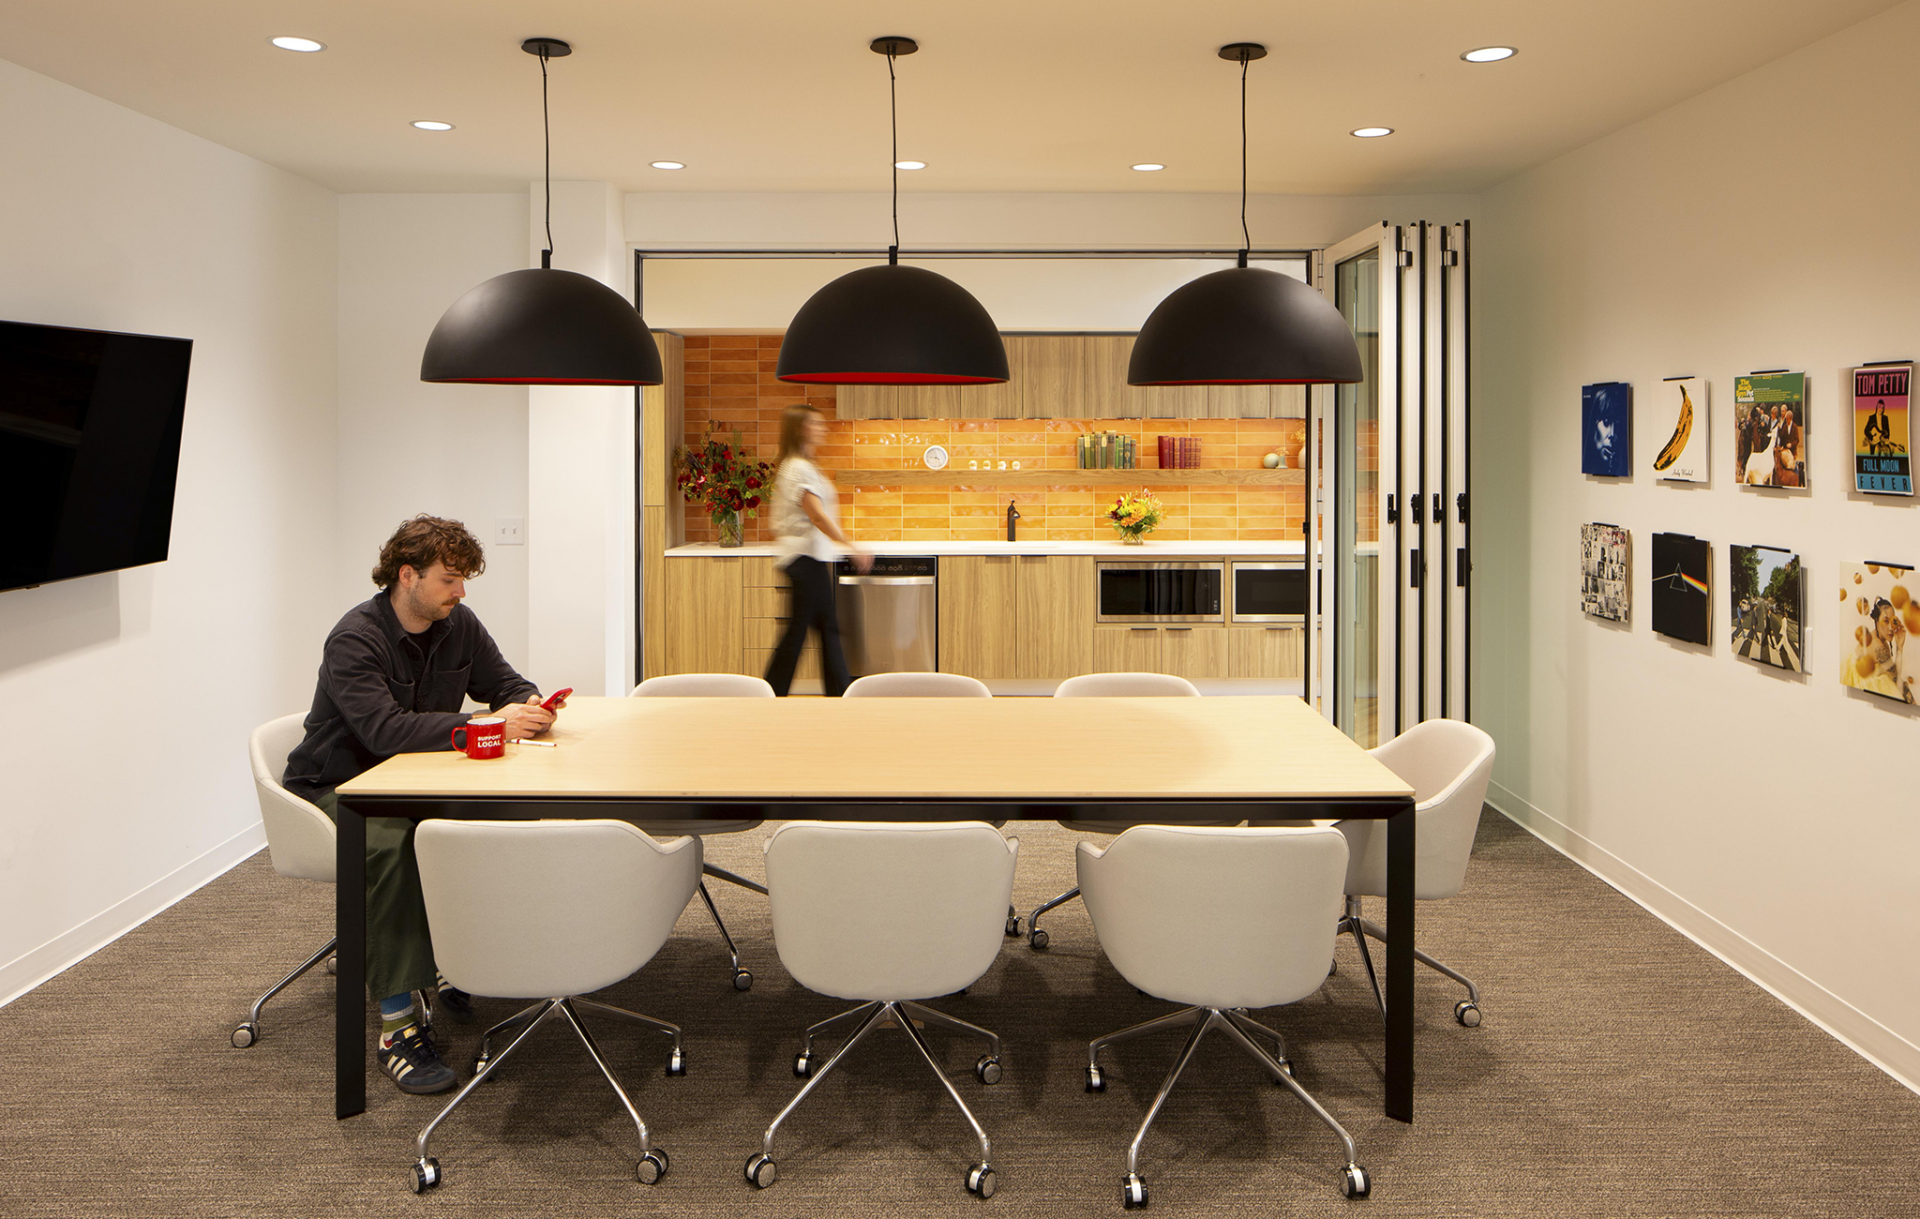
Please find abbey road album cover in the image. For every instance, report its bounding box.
[1729,544,1802,672]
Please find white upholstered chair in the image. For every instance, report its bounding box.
[1079,825,1371,1204]
[1334,718,1497,1027]
[843,671,993,698]
[406,819,701,1194]
[231,714,339,1049]
[744,821,1018,1199]
[629,672,776,991]
[1024,673,1235,949]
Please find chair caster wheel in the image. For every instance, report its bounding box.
[409,1158,441,1193]
[1340,1163,1371,1199]
[744,1152,777,1189]
[1028,927,1050,951]
[1005,915,1022,937]
[966,1162,996,1198]
[326,956,338,975]
[1328,958,1338,977]
[733,969,754,992]
[793,1050,814,1078]
[637,1148,669,1185]
[471,1051,494,1080]
[1122,1172,1148,1208]
[666,1047,687,1077]
[1085,1064,1106,1093]
[975,1054,1002,1085]
[230,1022,258,1049]
[1275,1058,1294,1080]
[1455,1000,1482,1028]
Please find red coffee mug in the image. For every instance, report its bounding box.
[451,716,507,759]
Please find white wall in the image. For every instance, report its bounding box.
[335,193,530,662]
[1475,0,1920,1089]
[0,59,338,1003]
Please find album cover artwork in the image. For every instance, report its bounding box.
[1651,532,1712,645]
[1853,363,1912,496]
[1839,561,1917,704]
[1580,523,1631,623]
[1581,382,1632,477]
[1651,376,1708,483]
[1729,544,1802,672]
[1733,371,1807,488]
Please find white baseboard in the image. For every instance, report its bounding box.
[1486,780,1920,1097]
[0,821,268,1008]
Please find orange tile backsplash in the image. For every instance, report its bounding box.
[678,333,1307,546]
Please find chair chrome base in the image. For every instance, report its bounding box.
[750,998,1002,1193]
[230,935,337,1048]
[1025,885,1079,950]
[696,873,757,991]
[1088,1005,1367,1200]
[411,996,683,1192]
[1340,896,1483,1026]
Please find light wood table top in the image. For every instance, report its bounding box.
[336,695,1410,804]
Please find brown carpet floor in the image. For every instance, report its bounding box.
[3,812,1918,1217]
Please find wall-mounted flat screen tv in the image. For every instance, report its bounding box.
[0,320,192,593]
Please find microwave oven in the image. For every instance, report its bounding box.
[1095,561,1225,623]
[1229,560,1308,623]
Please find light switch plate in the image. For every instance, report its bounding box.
[495,516,525,546]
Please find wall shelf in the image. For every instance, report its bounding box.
[829,467,1304,488]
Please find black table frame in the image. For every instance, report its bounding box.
[335,796,1416,1122]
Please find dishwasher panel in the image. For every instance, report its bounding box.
[835,555,938,675]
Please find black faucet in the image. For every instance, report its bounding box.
[1006,500,1022,542]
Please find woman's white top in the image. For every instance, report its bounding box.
[772,455,840,569]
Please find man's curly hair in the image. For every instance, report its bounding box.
[370,515,487,588]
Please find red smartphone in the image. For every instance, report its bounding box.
[541,687,573,712]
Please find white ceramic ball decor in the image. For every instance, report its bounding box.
[1263,451,1281,469]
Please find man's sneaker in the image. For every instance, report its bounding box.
[378,1022,458,1095]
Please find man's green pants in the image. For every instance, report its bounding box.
[314,792,439,1004]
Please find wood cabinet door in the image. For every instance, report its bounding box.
[1229,626,1304,679]
[662,556,746,676]
[1093,626,1162,673]
[836,383,899,419]
[1083,333,1206,419]
[1160,626,1230,678]
[1016,555,1094,680]
[938,555,1020,679]
[1015,336,1086,419]
[1207,384,1274,418]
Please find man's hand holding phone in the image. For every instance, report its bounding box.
[497,694,559,740]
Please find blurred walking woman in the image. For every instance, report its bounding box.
[765,405,869,696]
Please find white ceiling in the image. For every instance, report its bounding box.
[0,0,1899,196]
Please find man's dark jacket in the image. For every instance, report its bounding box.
[283,591,540,801]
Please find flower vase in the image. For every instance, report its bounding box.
[1119,531,1148,545]
[715,508,743,548]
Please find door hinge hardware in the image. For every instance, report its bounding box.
[1456,492,1468,524]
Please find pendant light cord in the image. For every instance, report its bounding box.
[540,45,554,269]
[888,48,900,264]
[1238,50,1250,268]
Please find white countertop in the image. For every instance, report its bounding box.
[666,539,1307,558]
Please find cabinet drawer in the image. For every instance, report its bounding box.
[745,584,789,619]
[744,644,818,682]
[1159,626,1229,679]
[743,557,784,588]
[1229,626,1303,679]
[1093,626,1162,673]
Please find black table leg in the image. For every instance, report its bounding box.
[1384,801,1415,1123]
[335,801,367,1119]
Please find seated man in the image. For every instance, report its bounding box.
[284,515,561,1095]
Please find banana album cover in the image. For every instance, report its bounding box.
[1651,376,1708,483]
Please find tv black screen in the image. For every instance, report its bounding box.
[0,320,192,592]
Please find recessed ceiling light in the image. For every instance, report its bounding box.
[1351,127,1394,138]
[412,120,454,131]
[1461,46,1517,63]
[1131,163,1166,172]
[650,161,686,170]
[269,36,326,53]
[894,160,927,170]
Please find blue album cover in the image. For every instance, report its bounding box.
[1582,382,1632,477]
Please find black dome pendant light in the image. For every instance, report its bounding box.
[421,38,662,386]
[1128,43,1362,386]
[776,37,1008,386]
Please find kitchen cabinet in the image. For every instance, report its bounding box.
[741,555,816,684]
[838,334,1295,421]
[937,555,1020,679]
[660,555,747,677]
[1091,625,1230,679]
[1229,625,1304,679]
[1015,555,1095,680]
